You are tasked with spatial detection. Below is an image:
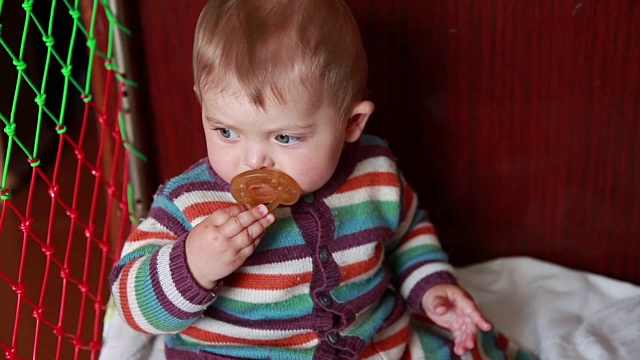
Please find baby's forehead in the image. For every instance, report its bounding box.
[201,90,344,132]
[201,81,329,115]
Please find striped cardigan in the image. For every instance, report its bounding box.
[109,135,527,359]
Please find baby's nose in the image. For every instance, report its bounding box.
[243,144,274,169]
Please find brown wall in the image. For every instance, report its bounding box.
[126,0,639,284]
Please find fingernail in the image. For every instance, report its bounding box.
[256,204,268,215]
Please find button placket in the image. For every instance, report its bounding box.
[293,193,348,354]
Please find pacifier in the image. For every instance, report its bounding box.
[230,169,301,210]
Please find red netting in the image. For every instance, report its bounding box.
[0,76,132,360]
[0,0,137,355]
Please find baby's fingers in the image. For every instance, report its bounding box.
[234,214,274,254]
[240,212,275,243]
[453,336,474,356]
[218,204,271,238]
[455,296,492,331]
[464,304,492,332]
[452,326,478,356]
[474,315,492,332]
[209,204,249,226]
[224,207,275,255]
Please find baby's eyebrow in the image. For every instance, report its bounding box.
[204,114,315,132]
[276,123,315,132]
[204,115,225,126]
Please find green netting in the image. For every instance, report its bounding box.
[0,0,143,358]
[0,0,137,191]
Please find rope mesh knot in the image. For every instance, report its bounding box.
[4,123,16,137]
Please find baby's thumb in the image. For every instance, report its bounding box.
[428,296,450,315]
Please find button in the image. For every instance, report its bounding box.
[303,193,315,203]
[319,247,330,262]
[318,293,333,307]
[327,332,340,344]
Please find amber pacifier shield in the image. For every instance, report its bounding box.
[230,169,301,210]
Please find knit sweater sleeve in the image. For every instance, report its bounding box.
[384,173,457,313]
[109,185,218,334]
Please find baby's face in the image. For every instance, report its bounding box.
[200,88,349,195]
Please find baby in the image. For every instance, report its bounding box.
[110,1,534,359]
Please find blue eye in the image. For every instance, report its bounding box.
[217,128,238,139]
[275,134,300,144]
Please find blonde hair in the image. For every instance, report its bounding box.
[193,0,368,119]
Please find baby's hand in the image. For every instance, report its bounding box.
[185,204,275,289]
[421,284,492,356]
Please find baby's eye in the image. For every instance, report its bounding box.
[217,128,238,139]
[275,134,301,144]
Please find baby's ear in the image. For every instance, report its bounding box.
[193,85,201,102]
[345,100,375,143]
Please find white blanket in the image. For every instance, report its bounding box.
[100,257,640,360]
[457,257,640,360]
